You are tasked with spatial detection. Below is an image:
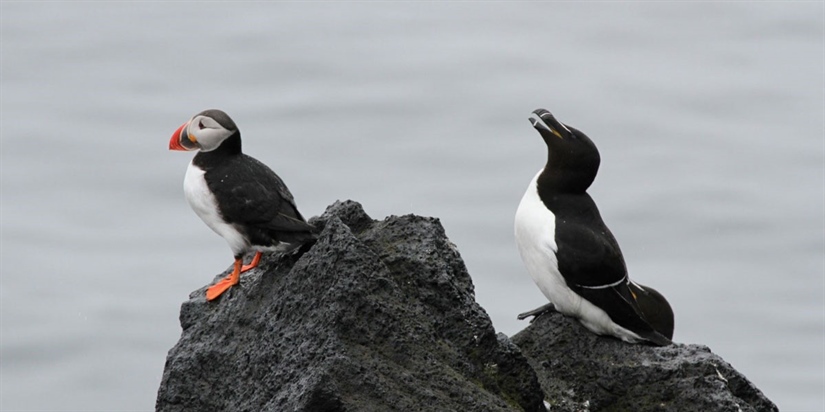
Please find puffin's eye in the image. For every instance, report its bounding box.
[198,121,205,130]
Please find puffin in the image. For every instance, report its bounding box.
[514,108,673,345]
[169,109,316,301]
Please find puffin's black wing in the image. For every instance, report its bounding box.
[555,220,671,346]
[206,154,315,233]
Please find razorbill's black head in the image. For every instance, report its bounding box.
[169,109,315,301]
[530,108,600,194]
[515,108,673,346]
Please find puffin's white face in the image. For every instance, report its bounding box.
[185,114,234,152]
[169,110,238,153]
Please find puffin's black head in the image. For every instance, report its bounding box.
[169,109,240,153]
[529,108,600,193]
[629,281,675,340]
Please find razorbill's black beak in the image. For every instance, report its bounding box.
[529,108,573,140]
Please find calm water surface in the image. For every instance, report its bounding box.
[2,3,823,411]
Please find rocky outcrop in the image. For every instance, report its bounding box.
[156,200,545,412]
[156,200,777,412]
[512,312,778,412]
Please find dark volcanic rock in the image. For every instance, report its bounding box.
[511,312,778,412]
[156,200,545,412]
[157,199,778,412]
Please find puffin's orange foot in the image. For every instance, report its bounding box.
[240,251,262,272]
[206,276,238,301]
[205,258,243,301]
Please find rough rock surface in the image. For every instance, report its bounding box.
[511,312,779,412]
[156,200,545,412]
[157,199,778,412]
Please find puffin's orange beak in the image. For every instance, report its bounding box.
[169,121,192,151]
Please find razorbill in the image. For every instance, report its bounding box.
[514,108,673,345]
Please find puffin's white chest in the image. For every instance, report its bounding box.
[183,161,248,255]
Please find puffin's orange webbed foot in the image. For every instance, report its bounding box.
[205,258,242,301]
[205,277,236,301]
[240,251,262,272]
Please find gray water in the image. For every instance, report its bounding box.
[1,3,823,411]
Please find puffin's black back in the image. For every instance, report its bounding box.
[193,131,315,247]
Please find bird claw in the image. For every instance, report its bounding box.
[517,303,557,322]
